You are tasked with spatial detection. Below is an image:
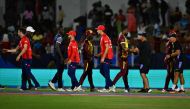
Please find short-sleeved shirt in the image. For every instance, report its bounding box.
[19,36,32,59]
[68,40,80,63]
[137,41,151,66]
[100,33,113,60]
[118,32,128,59]
[53,34,65,57]
[170,41,183,62]
[82,39,93,60]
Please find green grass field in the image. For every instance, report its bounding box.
[0,88,190,109]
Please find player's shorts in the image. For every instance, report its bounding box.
[139,64,149,74]
[174,61,183,73]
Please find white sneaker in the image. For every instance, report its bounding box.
[74,85,85,92]
[124,89,129,93]
[175,88,180,92]
[98,88,110,93]
[57,88,65,92]
[161,89,166,93]
[109,85,116,92]
[66,88,73,92]
[147,89,152,93]
[48,81,56,91]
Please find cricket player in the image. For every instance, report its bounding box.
[66,30,84,92]
[4,27,33,91]
[48,27,65,91]
[112,27,130,93]
[130,32,152,93]
[79,29,95,92]
[95,25,115,92]
[165,31,185,93]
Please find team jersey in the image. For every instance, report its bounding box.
[137,41,151,66]
[118,32,128,59]
[53,33,65,58]
[100,33,113,59]
[68,40,80,63]
[82,39,93,60]
[19,36,32,59]
[170,41,184,62]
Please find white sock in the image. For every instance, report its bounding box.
[172,84,176,90]
[181,85,184,90]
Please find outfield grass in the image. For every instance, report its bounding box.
[0,94,190,109]
[0,88,190,109]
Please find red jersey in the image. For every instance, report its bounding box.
[100,33,113,59]
[68,40,80,63]
[19,36,32,59]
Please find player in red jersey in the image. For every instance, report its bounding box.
[4,27,34,90]
[95,25,115,92]
[66,30,84,92]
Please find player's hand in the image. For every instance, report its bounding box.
[16,55,21,61]
[67,60,71,64]
[94,54,99,58]
[165,55,170,59]
[2,49,8,53]
[100,58,105,63]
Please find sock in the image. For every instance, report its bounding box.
[181,85,184,90]
[172,84,176,90]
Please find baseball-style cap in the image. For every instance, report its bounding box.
[26,26,35,33]
[85,29,95,36]
[96,25,105,31]
[168,31,176,38]
[66,30,76,37]
[138,31,147,37]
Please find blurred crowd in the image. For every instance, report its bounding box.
[1,0,190,68]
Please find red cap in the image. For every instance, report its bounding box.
[96,25,105,31]
[67,30,76,37]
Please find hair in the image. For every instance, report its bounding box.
[18,27,26,34]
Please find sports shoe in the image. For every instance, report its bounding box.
[138,88,146,93]
[98,88,110,93]
[48,81,56,91]
[57,88,65,92]
[147,89,152,93]
[66,88,73,92]
[179,89,185,93]
[109,85,116,92]
[124,89,129,93]
[161,89,167,93]
[174,88,180,92]
[74,85,85,92]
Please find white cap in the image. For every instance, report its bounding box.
[26,26,35,33]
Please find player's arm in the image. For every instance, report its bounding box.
[4,46,19,53]
[121,42,128,51]
[16,44,27,61]
[166,50,180,59]
[56,42,64,63]
[129,47,139,54]
[101,43,109,63]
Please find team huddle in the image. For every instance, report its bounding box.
[3,24,185,93]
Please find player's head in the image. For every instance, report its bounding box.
[85,29,94,40]
[26,26,35,37]
[96,25,105,35]
[26,26,35,33]
[168,31,177,42]
[18,27,26,37]
[67,30,76,39]
[137,32,147,41]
